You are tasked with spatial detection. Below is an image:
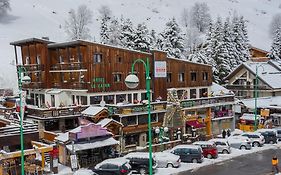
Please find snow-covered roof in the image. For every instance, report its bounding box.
[245,61,281,89]
[10,38,54,46]
[81,106,107,116]
[240,113,261,121]
[167,56,212,67]
[66,137,119,151]
[241,96,281,109]
[211,82,234,96]
[97,118,123,127]
[55,132,69,143]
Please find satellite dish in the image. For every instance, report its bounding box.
[100,100,106,107]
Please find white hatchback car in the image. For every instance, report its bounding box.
[240,132,265,147]
[155,152,181,168]
[209,138,231,154]
[227,136,252,150]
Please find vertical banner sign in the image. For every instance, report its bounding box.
[154,61,167,78]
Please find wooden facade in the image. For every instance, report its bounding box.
[11,38,212,101]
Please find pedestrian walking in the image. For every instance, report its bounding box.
[227,129,231,137]
[272,155,279,173]
[222,129,226,138]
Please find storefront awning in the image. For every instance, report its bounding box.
[66,137,119,152]
[186,120,205,128]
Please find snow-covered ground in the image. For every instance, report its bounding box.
[0,0,280,89]
[52,142,281,175]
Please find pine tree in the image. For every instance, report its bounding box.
[120,17,135,49]
[107,18,122,46]
[133,23,151,52]
[100,17,110,44]
[150,29,157,50]
[269,27,281,60]
[157,18,185,58]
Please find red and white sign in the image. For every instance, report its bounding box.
[154,61,167,78]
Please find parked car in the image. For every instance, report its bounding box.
[192,141,218,159]
[257,129,277,144]
[170,145,204,163]
[227,136,252,150]
[240,132,265,147]
[124,152,157,174]
[155,152,181,168]
[209,138,231,154]
[273,128,281,141]
[92,157,131,175]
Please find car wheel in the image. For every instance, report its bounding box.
[222,150,229,154]
[139,168,146,175]
[207,154,212,159]
[253,142,260,147]
[240,145,247,150]
[166,163,174,168]
[192,159,198,163]
[269,140,274,144]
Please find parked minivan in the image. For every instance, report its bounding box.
[124,152,157,174]
[209,138,231,154]
[193,141,218,159]
[170,145,204,163]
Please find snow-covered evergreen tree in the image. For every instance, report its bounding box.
[64,5,93,40]
[157,18,185,58]
[99,5,112,44]
[133,23,151,52]
[107,18,122,46]
[269,27,281,60]
[269,13,281,38]
[150,29,157,50]
[120,17,135,49]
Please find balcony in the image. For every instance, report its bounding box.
[52,82,89,89]
[26,105,89,119]
[225,84,270,90]
[106,101,167,116]
[180,95,235,110]
[211,110,234,120]
[50,62,87,72]
[17,64,44,72]
[23,82,45,89]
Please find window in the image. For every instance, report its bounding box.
[36,55,41,64]
[51,95,55,107]
[90,96,102,104]
[117,57,122,63]
[81,96,87,105]
[151,114,158,123]
[127,116,137,125]
[199,88,208,98]
[203,72,208,80]
[116,94,126,103]
[179,73,185,82]
[93,54,102,63]
[25,56,30,65]
[191,72,197,81]
[167,73,172,83]
[190,89,197,99]
[113,74,122,82]
[104,95,114,104]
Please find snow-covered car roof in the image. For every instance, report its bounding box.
[209,138,229,142]
[95,157,129,169]
[124,152,155,159]
[171,144,201,150]
[193,141,215,145]
[227,136,250,142]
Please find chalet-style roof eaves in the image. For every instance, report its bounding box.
[10,38,54,46]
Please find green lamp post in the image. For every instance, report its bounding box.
[125,57,153,175]
[17,65,31,175]
[254,64,264,131]
[155,126,169,151]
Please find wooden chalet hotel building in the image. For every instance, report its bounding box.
[10,38,234,151]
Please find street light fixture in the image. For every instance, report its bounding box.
[155,126,168,151]
[254,64,264,131]
[125,58,153,175]
[17,65,31,175]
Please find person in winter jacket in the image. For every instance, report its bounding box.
[272,155,279,173]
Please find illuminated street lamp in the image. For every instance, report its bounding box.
[155,126,169,151]
[125,58,153,175]
[17,66,31,175]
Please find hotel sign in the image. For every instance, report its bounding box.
[92,77,110,89]
[154,61,167,78]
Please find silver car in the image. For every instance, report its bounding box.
[209,138,231,154]
[227,136,252,150]
[155,152,181,168]
[240,132,265,147]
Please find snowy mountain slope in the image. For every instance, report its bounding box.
[0,0,280,89]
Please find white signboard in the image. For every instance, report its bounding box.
[70,154,78,169]
[154,61,167,78]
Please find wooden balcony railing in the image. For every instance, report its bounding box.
[23,82,45,89]
[17,64,45,72]
[180,95,235,109]
[26,105,89,118]
[50,62,86,71]
[52,82,89,89]
[106,101,167,115]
